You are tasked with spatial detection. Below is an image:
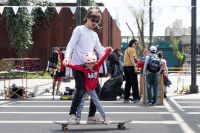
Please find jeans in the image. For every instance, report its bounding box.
[77,90,106,119]
[69,70,101,117]
[146,73,158,102]
[124,66,139,100]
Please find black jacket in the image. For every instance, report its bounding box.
[108,52,119,66]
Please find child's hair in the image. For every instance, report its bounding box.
[143,48,148,53]
[85,8,102,22]
[157,51,163,58]
[80,64,88,69]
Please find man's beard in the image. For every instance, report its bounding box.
[90,24,96,29]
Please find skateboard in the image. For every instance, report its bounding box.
[54,120,132,132]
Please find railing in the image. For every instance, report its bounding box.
[137,67,199,74]
[166,67,199,74]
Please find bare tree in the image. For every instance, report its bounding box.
[125,0,160,58]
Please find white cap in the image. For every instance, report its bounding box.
[150,46,157,52]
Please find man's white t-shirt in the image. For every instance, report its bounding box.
[65,25,105,65]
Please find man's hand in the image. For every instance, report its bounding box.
[62,57,69,67]
[105,47,112,52]
[119,53,123,57]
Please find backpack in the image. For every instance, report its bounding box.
[106,62,114,73]
[147,55,161,73]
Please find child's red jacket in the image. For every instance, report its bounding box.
[137,60,145,72]
[66,49,111,91]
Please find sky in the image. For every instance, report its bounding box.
[95,0,200,36]
[1,0,200,37]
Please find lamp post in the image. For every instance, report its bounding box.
[149,0,153,47]
[76,0,81,26]
[190,0,198,93]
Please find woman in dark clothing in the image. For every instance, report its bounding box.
[107,48,121,76]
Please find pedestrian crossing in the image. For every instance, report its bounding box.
[0,96,200,133]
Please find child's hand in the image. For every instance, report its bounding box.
[105,47,112,52]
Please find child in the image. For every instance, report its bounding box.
[66,48,112,125]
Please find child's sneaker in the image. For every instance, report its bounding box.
[104,117,110,125]
[87,115,103,123]
[68,114,76,124]
[146,101,152,105]
[75,118,80,124]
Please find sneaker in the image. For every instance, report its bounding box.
[133,99,140,103]
[87,115,103,123]
[123,99,130,103]
[75,117,80,124]
[146,101,152,105]
[68,114,76,124]
[164,93,167,98]
[56,91,59,95]
[152,102,157,106]
[104,117,110,125]
[133,99,136,103]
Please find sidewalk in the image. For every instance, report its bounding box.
[0,75,199,100]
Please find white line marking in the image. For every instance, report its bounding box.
[181,106,200,108]
[0,106,165,108]
[176,101,200,103]
[164,99,195,133]
[170,98,185,111]
[186,112,200,114]
[16,101,124,103]
[0,112,171,114]
[0,121,178,124]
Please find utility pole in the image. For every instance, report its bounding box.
[190,0,198,93]
[76,0,81,26]
[149,0,152,47]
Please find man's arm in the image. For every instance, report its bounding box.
[94,33,105,54]
[64,27,81,59]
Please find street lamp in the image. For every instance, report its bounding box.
[76,0,81,26]
[190,0,198,93]
[149,0,153,47]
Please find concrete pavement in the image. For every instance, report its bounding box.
[0,76,200,133]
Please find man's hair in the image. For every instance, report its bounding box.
[128,39,137,47]
[113,48,121,56]
[85,9,102,22]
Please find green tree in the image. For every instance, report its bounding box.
[171,38,186,66]
[2,0,56,58]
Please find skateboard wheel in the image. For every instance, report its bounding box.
[117,125,121,129]
[63,127,68,132]
[121,126,125,130]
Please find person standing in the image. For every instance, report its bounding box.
[123,39,140,103]
[157,51,168,98]
[137,48,149,98]
[143,46,161,105]
[62,9,111,124]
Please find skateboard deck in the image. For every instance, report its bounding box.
[54,120,132,132]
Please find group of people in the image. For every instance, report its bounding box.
[122,39,168,105]
[61,8,169,125]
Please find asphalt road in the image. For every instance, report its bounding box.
[0,77,200,133]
